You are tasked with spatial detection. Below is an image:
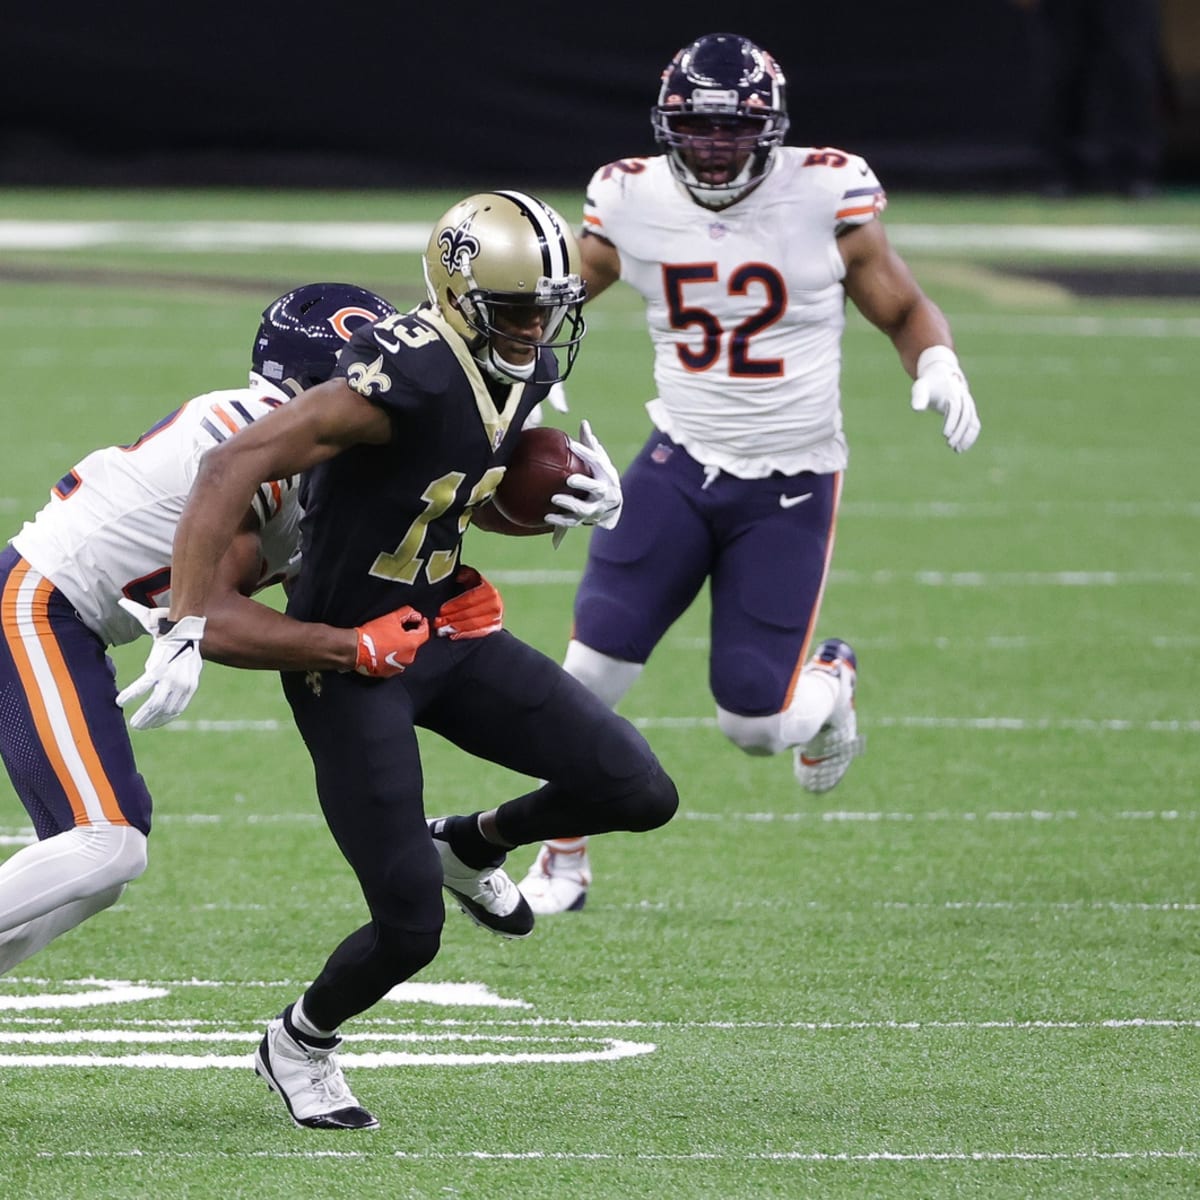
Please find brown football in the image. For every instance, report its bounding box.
[491,426,591,530]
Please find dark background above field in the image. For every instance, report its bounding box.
[2,1,1198,191]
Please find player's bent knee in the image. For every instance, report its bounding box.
[74,825,149,890]
[373,842,446,934]
[618,761,679,833]
[377,924,441,979]
[112,827,149,883]
[717,708,788,756]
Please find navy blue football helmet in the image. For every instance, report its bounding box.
[251,282,396,394]
[652,32,789,209]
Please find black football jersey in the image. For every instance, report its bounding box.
[286,306,552,627]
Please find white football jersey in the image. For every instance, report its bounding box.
[583,146,887,477]
[11,379,302,647]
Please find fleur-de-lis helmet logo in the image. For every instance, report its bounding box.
[438,216,481,279]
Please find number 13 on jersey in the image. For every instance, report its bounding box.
[368,467,506,585]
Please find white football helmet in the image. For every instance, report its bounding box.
[422,191,587,383]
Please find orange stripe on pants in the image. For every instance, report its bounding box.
[1,559,128,827]
[781,470,843,709]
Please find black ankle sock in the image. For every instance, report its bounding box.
[432,813,505,869]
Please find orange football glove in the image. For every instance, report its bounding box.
[354,606,429,676]
[433,567,504,640]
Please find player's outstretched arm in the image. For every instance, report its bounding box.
[116,514,430,727]
[196,519,359,671]
[121,381,394,727]
[167,380,383,623]
[840,220,980,453]
[117,586,429,726]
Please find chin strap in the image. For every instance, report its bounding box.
[477,347,536,383]
[673,151,768,209]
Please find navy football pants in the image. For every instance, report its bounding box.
[0,547,151,838]
[573,430,841,716]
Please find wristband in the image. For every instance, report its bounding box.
[916,345,959,375]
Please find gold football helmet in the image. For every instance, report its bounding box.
[422,190,587,383]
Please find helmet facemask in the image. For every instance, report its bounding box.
[458,276,585,384]
[654,109,785,209]
[652,33,789,210]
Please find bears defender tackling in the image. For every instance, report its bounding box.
[519,31,981,915]
[0,282,447,974]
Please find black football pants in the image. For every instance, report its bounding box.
[282,630,677,1028]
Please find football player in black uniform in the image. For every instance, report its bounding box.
[126,191,679,1131]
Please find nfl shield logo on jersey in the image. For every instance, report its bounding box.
[651,443,673,464]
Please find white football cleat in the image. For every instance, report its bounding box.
[793,638,865,793]
[518,839,591,914]
[427,819,534,938]
[254,1006,379,1131]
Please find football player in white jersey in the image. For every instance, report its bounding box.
[0,282,443,974]
[520,31,982,914]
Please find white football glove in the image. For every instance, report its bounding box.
[545,419,623,547]
[910,345,980,453]
[115,597,206,730]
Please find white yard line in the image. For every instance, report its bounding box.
[7,1009,1200,1032]
[49,713,1200,736]
[635,715,1200,733]
[0,1040,656,1068]
[2,219,1199,256]
[0,220,433,252]
[945,313,1200,336]
[456,568,1200,587]
[5,804,1198,844]
[26,1148,1200,1163]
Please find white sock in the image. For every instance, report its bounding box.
[780,668,840,749]
[291,995,336,1040]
